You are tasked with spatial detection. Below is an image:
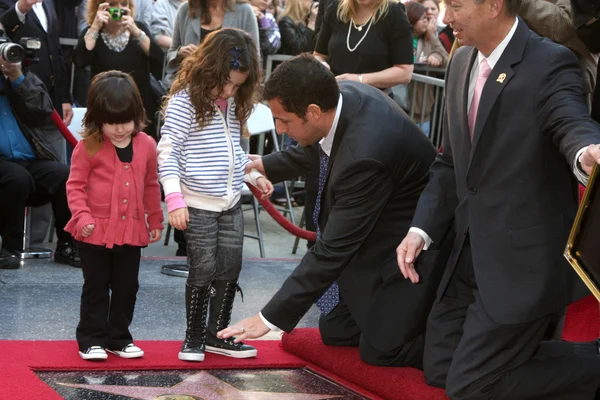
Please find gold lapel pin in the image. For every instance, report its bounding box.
[497,73,507,83]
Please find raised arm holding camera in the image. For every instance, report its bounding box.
[0,0,73,126]
[73,0,163,139]
[84,2,150,55]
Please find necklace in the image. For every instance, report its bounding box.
[352,17,370,31]
[347,16,373,52]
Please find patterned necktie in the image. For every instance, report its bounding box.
[314,146,340,315]
[468,58,492,141]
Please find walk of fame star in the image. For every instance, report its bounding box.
[58,371,343,399]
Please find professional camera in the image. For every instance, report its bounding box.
[108,7,128,21]
[0,29,40,65]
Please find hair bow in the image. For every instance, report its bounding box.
[229,46,243,70]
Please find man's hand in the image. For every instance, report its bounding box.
[178,44,198,59]
[256,177,274,199]
[217,314,270,343]
[580,144,600,176]
[168,207,189,230]
[396,232,426,284]
[62,103,73,126]
[149,229,162,243]
[245,154,266,175]
[0,57,22,82]
[82,223,95,238]
[16,0,41,14]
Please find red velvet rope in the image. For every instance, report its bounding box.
[50,109,317,242]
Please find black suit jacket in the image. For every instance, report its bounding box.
[0,0,71,110]
[261,82,449,350]
[412,18,600,325]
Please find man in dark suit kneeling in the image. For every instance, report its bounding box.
[219,54,452,367]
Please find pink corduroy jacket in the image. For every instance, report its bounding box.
[65,132,164,248]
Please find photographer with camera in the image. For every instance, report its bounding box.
[0,51,80,269]
[73,0,163,140]
[0,0,73,126]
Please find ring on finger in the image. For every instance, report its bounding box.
[240,327,245,334]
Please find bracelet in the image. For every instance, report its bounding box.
[136,30,146,42]
[86,30,99,41]
[358,74,363,83]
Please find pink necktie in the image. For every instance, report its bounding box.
[468,58,492,140]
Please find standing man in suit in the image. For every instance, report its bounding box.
[218,54,452,367]
[397,0,600,398]
[0,0,73,126]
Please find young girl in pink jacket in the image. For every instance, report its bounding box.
[65,71,164,361]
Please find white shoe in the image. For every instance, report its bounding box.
[79,346,108,361]
[106,343,144,359]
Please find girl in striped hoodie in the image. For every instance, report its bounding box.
[157,28,273,362]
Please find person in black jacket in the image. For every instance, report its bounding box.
[0,60,79,269]
[278,0,317,55]
[219,54,452,368]
[0,0,73,125]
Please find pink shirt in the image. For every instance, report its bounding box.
[65,132,164,248]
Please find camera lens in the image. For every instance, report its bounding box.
[0,43,24,63]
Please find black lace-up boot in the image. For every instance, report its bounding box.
[178,284,211,361]
[205,280,257,358]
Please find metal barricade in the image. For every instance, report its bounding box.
[406,65,446,149]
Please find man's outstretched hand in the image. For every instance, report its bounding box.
[245,154,266,175]
[217,314,270,343]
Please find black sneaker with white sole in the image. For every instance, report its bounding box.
[106,343,144,359]
[205,332,257,358]
[79,346,108,360]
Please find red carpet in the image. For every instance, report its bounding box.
[282,295,600,400]
[0,340,382,399]
[283,330,447,400]
[1,296,597,400]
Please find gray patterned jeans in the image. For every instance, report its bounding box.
[184,202,244,287]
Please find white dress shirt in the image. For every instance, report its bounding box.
[15,3,48,32]
[410,17,590,248]
[259,94,344,332]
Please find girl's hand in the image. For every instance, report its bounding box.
[149,229,162,243]
[427,55,441,67]
[256,177,274,199]
[169,207,189,231]
[82,223,95,238]
[92,3,110,30]
[426,17,437,39]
